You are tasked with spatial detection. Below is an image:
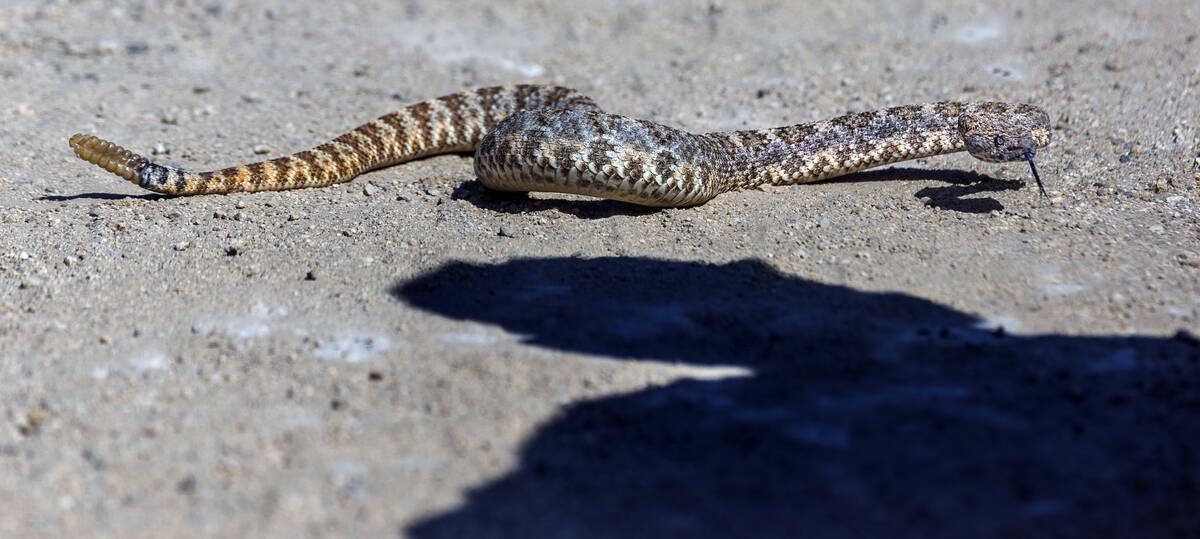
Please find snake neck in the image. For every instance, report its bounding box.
[711,102,969,191]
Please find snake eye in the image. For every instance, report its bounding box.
[994,135,1007,148]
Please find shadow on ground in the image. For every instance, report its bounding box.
[451,180,662,219]
[39,192,167,202]
[391,257,1199,538]
[831,167,1029,213]
[451,167,1029,216]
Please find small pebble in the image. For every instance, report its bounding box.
[125,41,149,55]
[498,225,514,237]
[362,183,380,196]
[176,475,197,494]
[252,144,271,155]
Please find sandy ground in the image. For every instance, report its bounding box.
[1,0,1199,537]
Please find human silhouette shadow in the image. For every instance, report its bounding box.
[394,257,1198,538]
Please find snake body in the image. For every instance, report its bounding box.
[69,85,1050,207]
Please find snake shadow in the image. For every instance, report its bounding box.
[392,257,1199,538]
[450,180,662,219]
[830,167,1028,214]
[38,192,167,202]
[419,151,647,219]
[453,167,1026,216]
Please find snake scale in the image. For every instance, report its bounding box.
[69,84,1050,207]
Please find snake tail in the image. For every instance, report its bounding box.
[69,85,598,195]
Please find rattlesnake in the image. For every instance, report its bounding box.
[69,84,1050,207]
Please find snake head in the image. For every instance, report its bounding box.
[959,103,1051,163]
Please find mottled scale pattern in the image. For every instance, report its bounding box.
[70,85,1050,207]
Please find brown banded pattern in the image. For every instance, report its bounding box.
[69,85,1050,206]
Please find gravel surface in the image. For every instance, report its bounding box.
[1,1,1198,537]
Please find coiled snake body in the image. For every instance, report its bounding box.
[70,85,1050,207]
